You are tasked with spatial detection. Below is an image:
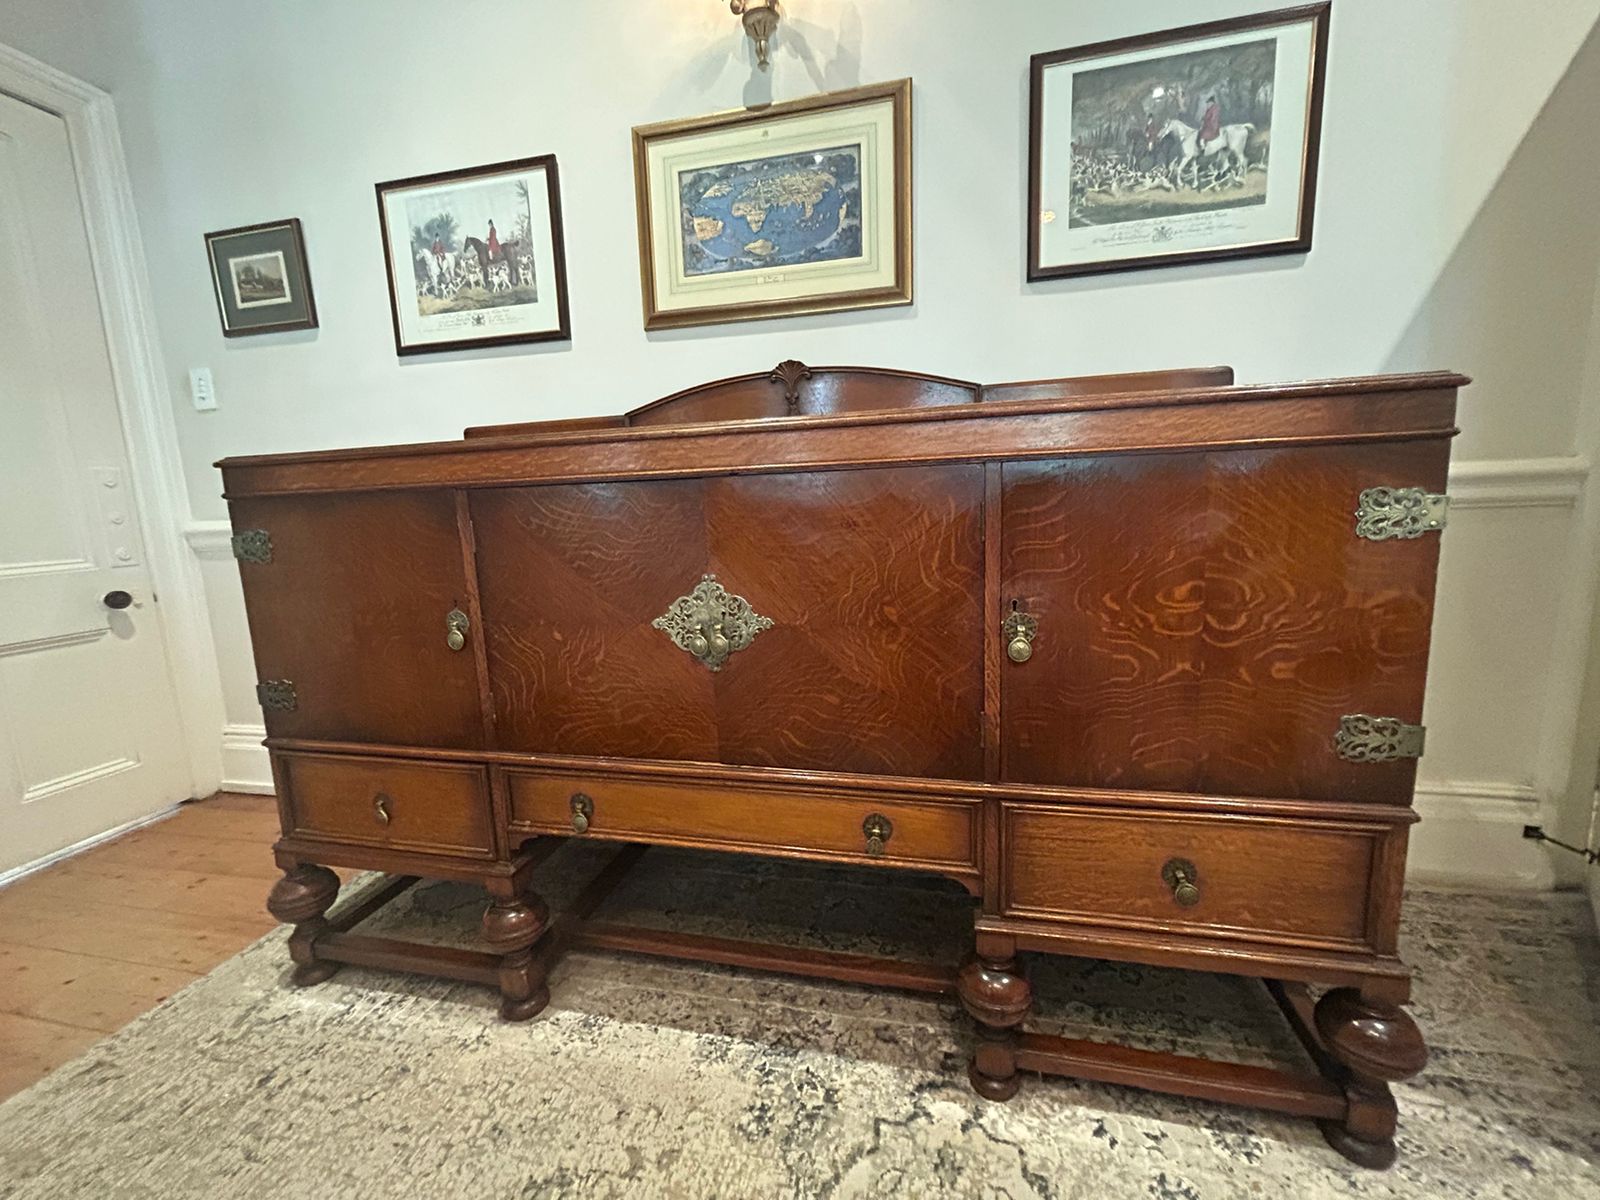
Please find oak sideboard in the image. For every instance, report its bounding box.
[225,361,1461,1168]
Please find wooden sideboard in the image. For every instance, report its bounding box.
[225,361,1460,1168]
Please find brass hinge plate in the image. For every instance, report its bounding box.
[231,529,273,563]
[1334,714,1425,762]
[256,679,297,712]
[1354,488,1448,541]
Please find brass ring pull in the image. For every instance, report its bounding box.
[1003,604,1038,665]
[446,608,470,652]
[1161,857,1200,907]
[373,793,392,826]
[862,812,893,857]
[570,793,593,835]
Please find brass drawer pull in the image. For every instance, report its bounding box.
[863,812,893,857]
[446,607,470,652]
[570,792,594,834]
[373,793,392,826]
[1003,602,1037,664]
[1161,857,1199,907]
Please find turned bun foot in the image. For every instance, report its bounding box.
[1318,1119,1398,1170]
[266,864,340,926]
[1313,986,1426,1170]
[268,864,341,988]
[968,1055,1021,1101]
[499,984,552,1022]
[483,892,551,1023]
[958,942,1032,1102]
[1313,987,1428,1082]
[290,959,342,987]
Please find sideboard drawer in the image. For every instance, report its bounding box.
[279,753,495,859]
[507,770,978,874]
[1001,803,1387,951]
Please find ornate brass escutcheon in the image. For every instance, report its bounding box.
[1334,714,1426,762]
[570,793,594,834]
[862,812,893,857]
[1161,858,1200,907]
[445,607,470,652]
[1354,486,1449,541]
[1003,603,1038,664]
[651,574,774,672]
[373,793,392,826]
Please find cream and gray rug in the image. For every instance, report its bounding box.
[0,844,1596,1198]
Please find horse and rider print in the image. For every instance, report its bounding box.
[406,179,538,316]
[1067,35,1275,228]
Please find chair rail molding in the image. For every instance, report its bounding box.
[0,40,224,797]
[1445,455,1589,509]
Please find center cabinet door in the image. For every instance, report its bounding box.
[1000,442,1450,804]
[470,465,986,779]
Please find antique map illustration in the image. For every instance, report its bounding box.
[678,143,863,277]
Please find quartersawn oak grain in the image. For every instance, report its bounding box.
[228,361,1461,1170]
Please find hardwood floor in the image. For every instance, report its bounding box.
[0,793,283,1102]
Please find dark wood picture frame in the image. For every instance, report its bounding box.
[375,154,572,356]
[204,218,318,337]
[1027,3,1331,281]
[632,79,913,331]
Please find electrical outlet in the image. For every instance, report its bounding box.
[190,367,217,411]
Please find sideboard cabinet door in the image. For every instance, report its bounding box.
[1000,442,1450,803]
[229,492,484,748]
[471,464,986,778]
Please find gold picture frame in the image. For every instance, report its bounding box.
[632,79,912,331]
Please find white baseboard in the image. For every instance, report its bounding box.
[1408,780,1555,890]
[0,804,182,890]
[221,723,274,795]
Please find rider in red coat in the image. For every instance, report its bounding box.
[1199,96,1221,146]
[486,220,502,262]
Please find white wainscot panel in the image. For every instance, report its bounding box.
[1409,457,1585,890]
[188,523,272,793]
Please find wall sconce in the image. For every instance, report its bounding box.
[729,1,780,70]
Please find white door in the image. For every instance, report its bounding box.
[0,89,190,874]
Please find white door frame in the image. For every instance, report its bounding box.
[0,43,224,798]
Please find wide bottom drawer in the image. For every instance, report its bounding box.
[506,769,979,875]
[278,752,496,859]
[1001,802,1394,952]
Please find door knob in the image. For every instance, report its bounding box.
[103,590,133,610]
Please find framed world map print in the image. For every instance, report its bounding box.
[633,80,911,330]
[1029,3,1330,279]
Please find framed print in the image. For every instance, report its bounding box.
[1028,3,1330,280]
[632,79,911,330]
[376,155,571,355]
[204,219,317,336]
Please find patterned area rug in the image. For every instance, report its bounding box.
[0,845,1597,1199]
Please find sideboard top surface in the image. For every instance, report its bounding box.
[217,365,1465,498]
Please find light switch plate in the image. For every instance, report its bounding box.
[189,367,216,411]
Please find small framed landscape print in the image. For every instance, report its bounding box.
[375,155,571,355]
[632,79,912,330]
[1029,3,1330,280]
[204,219,317,336]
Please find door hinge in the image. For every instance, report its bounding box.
[1334,714,1425,762]
[1354,487,1448,541]
[256,679,297,712]
[231,529,273,563]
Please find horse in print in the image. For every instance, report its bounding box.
[462,235,526,288]
[1160,116,1255,189]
